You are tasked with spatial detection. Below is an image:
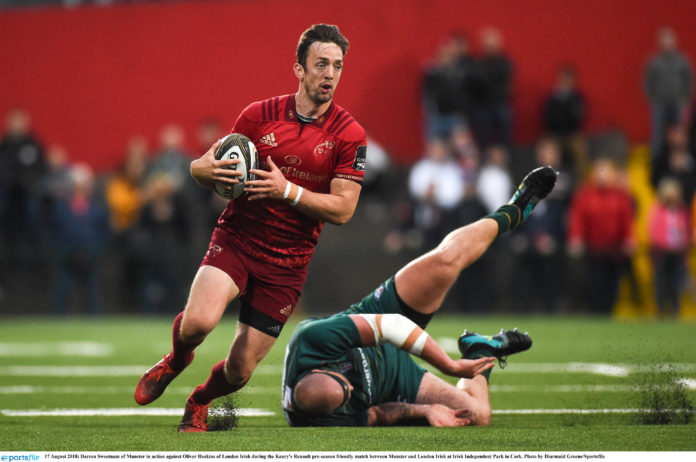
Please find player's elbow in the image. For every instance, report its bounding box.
[324,204,356,226]
[366,406,380,426]
[366,406,393,426]
[328,210,354,226]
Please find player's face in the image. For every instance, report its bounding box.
[298,41,344,105]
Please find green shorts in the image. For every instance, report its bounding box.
[344,277,427,403]
[344,276,409,316]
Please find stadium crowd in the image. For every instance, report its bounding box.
[387,28,695,317]
[0,26,694,319]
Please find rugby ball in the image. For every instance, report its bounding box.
[213,133,259,200]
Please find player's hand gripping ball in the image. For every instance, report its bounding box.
[214,133,259,200]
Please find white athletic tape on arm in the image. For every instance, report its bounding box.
[357,313,429,356]
[410,331,429,356]
[291,186,303,206]
[282,181,292,199]
[360,314,381,345]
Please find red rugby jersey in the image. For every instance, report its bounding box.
[217,94,367,268]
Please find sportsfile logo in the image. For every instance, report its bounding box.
[1,455,40,462]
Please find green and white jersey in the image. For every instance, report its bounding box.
[282,278,427,427]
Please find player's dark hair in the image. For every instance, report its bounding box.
[296,24,349,69]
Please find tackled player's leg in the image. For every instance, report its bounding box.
[415,324,539,426]
[395,166,557,316]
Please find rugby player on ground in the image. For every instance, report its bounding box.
[282,166,557,426]
[134,24,368,432]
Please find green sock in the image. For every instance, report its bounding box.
[485,204,521,235]
[470,350,494,382]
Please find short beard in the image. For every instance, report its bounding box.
[305,82,333,106]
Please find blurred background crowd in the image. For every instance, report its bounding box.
[383,27,696,319]
[1,0,695,319]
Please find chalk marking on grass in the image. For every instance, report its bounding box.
[0,342,113,357]
[0,408,275,417]
[677,378,696,390]
[634,364,696,373]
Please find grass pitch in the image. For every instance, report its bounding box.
[0,315,695,451]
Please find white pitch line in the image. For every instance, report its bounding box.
[438,338,460,354]
[1,408,275,417]
[2,382,693,396]
[2,407,688,417]
[0,342,113,357]
[0,365,284,377]
[490,384,637,393]
[493,408,648,415]
[500,363,631,376]
[484,362,695,376]
[0,385,279,395]
[503,362,696,375]
[2,363,695,378]
[0,366,150,376]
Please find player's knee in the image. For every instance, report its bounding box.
[223,356,254,387]
[475,406,492,426]
[179,316,216,342]
[430,247,462,279]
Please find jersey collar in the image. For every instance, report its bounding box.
[285,95,335,128]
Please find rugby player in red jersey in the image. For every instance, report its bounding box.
[134,24,367,432]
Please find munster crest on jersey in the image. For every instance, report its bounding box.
[314,140,335,157]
